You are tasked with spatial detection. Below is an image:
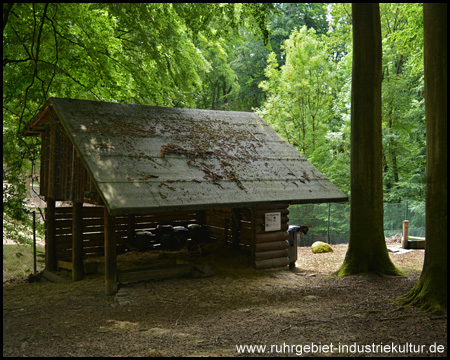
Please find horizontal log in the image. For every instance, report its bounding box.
[54,217,102,229]
[204,220,252,232]
[57,260,73,270]
[40,269,69,283]
[56,260,99,272]
[54,224,134,237]
[205,222,251,233]
[56,245,126,259]
[55,206,103,217]
[255,231,289,243]
[207,226,231,240]
[55,207,198,221]
[256,208,290,218]
[136,211,197,218]
[255,215,289,226]
[205,225,250,242]
[254,257,289,269]
[54,207,76,214]
[134,215,197,224]
[54,217,132,227]
[55,239,126,253]
[204,217,232,228]
[55,232,108,243]
[255,223,289,234]
[255,240,289,252]
[57,249,100,259]
[254,249,289,261]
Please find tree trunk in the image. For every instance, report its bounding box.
[211,80,218,110]
[397,3,447,312]
[335,3,402,276]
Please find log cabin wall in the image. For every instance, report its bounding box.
[204,208,253,248]
[253,203,290,269]
[204,204,290,269]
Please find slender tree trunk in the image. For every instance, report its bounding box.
[397,3,447,312]
[211,80,218,110]
[335,3,402,276]
[387,113,399,190]
[297,96,307,154]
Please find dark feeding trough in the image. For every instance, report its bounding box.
[133,230,156,251]
[132,224,205,251]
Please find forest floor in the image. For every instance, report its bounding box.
[3,238,447,357]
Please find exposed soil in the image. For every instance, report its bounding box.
[3,238,447,357]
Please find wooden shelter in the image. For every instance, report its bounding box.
[25,97,347,294]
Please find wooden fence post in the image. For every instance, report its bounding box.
[402,220,409,249]
[46,124,57,271]
[72,201,84,281]
[231,208,241,250]
[46,198,57,271]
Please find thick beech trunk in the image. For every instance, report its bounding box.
[397,3,447,312]
[335,3,402,276]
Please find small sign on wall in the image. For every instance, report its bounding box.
[265,212,281,231]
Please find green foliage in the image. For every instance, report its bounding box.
[257,3,425,201]
[3,3,276,226]
[3,243,45,281]
[269,3,329,64]
[194,33,238,110]
[380,3,425,202]
[3,3,277,128]
[222,3,329,112]
[257,25,346,192]
[3,210,45,246]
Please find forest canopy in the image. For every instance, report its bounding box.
[3,3,425,223]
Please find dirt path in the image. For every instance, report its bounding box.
[3,241,447,357]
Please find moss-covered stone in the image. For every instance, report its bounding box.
[311,241,333,254]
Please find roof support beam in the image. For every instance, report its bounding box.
[231,208,241,250]
[104,207,117,295]
[72,201,84,281]
[45,198,57,271]
[46,124,57,271]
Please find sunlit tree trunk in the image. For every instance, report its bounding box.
[335,3,402,276]
[398,3,447,312]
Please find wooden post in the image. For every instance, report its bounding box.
[224,219,230,243]
[196,210,206,226]
[402,220,409,249]
[251,207,256,267]
[46,198,57,271]
[72,201,84,281]
[127,214,135,245]
[104,207,117,295]
[46,124,57,271]
[231,208,241,250]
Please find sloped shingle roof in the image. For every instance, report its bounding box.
[29,98,347,214]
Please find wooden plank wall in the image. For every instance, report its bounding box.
[204,208,253,247]
[253,203,290,269]
[51,206,198,260]
[50,204,290,270]
[205,205,291,269]
[39,120,103,204]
